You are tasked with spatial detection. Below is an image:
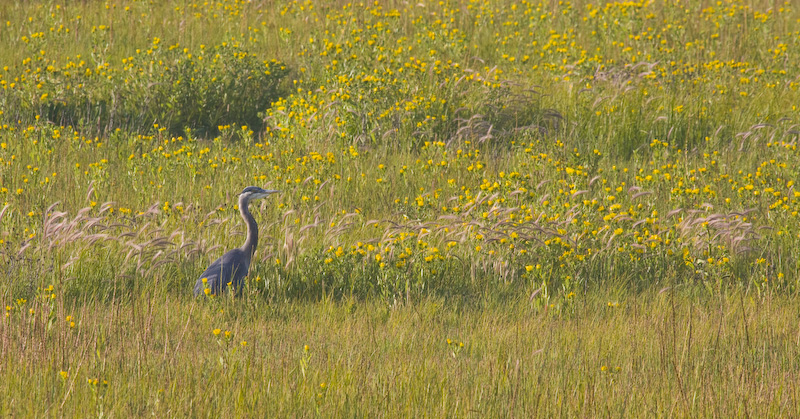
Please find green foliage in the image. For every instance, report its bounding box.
[7,41,289,136]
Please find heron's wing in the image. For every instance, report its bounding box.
[194,249,249,296]
[194,256,224,296]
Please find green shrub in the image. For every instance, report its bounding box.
[12,41,289,136]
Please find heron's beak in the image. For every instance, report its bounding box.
[257,189,280,198]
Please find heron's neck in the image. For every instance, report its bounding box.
[239,197,258,256]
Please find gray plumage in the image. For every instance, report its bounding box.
[194,186,279,296]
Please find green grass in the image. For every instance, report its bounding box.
[2,0,800,416]
[5,285,800,417]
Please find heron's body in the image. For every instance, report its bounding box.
[193,248,251,296]
[194,186,278,297]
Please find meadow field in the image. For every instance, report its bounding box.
[1,0,800,416]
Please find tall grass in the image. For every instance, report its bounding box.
[3,286,800,416]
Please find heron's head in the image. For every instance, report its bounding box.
[239,186,280,202]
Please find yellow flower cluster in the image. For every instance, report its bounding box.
[1,0,798,297]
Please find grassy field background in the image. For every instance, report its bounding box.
[1,0,800,416]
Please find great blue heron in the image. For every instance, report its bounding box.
[194,186,279,296]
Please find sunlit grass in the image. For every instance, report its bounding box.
[3,287,800,416]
